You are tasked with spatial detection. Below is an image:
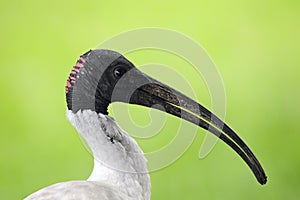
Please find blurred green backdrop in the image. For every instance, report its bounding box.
[1,0,299,199]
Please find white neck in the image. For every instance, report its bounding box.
[67,110,150,200]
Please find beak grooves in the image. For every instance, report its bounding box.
[137,82,267,184]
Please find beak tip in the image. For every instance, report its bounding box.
[258,175,267,185]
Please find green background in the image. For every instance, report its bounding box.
[1,0,299,199]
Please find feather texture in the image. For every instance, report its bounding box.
[25,110,150,200]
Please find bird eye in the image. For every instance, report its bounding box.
[113,67,126,78]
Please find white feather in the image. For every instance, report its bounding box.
[25,110,150,200]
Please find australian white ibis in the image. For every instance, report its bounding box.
[25,49,267,200]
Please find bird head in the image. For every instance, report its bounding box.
[66,49,267,185]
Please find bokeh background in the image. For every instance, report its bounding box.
[1,0,299,199]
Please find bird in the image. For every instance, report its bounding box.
[25,49,267,200]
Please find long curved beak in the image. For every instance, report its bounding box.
[113,67,267,185]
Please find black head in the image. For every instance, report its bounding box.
[66,49,137,114]
[66,49,267,185]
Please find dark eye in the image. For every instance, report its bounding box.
[113,67,127,78]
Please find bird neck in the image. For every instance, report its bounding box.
[67,110,150,200]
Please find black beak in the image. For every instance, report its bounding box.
[111,67,267,185]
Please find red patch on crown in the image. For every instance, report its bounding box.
[66,51,91,94]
